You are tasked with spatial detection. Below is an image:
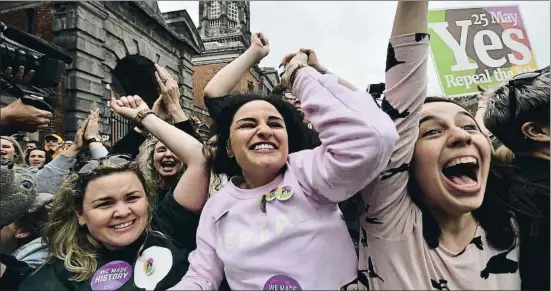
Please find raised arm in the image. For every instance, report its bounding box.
[110,95,208,213]
[284,52,398,203]
[36,110,107,194]
[300,48,358,91]
[203,33,269,99]
[362,0,430,236]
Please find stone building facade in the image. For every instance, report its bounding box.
[163,1,279,121]
[1,1,204,143]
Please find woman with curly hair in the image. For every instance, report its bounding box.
[170,31,397,290]
[136,137,186,204]
[20,94,208,290]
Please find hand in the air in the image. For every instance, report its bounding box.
[108,83,149,121]
[83,108,101,140]
[249,32,270,61]
[280,52,309,88]
[299,48,325,72]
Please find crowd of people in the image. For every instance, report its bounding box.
[0,1,549,290]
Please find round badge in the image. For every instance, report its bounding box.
[143,258,154,276]
[90,261,132,291]
[263,275,302,290]
[276,185,294,201]
[266,187,277,201]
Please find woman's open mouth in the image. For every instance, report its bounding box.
[161,161,177,171]
[441,156,481,194]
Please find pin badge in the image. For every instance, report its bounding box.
[143,258,154,276]
[266,187,277,202]
[276,185,293,201]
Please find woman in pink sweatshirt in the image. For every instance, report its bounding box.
[170,34,398,290]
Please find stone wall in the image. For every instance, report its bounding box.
[1,1,204,142]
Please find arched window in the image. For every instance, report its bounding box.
[228,2,239,22]
[209,2,221,19]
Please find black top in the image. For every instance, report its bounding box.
[512,155,549,291]
[111,120,198,158]
[19,190,199,291]
[0,253,32,290]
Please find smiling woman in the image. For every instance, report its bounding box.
[356,1,521,289]
[170,31,398,290]
[20,154,203,290]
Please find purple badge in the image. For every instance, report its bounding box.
[90,261,132,291]
[263,275,302,291]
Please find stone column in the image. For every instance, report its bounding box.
[51,2,109,140]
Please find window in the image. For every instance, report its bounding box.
[209,2,221,19]
[228,2,239,22]
[209,20,220,28]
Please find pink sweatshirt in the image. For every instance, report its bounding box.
[356,34,521,290]
[170,67,398,290]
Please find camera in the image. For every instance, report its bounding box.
[0,22,73,112]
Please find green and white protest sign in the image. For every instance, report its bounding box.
[428,5,538,97]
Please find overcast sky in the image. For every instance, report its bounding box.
[159,1,550,96]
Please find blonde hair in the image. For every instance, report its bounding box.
[136,135,186,190]
[42,161,156,282]
[1,136,25,166]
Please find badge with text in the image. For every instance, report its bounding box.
[90,261,132,291]
[263,275,302,291]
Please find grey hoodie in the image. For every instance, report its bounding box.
[11,146,109,268]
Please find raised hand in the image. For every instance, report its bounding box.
[249,32,270,61]
[280,51,309,88]
[72,116,90,151]
[300,48,326,72]
[110,93,149,121]
[84,108,101,140]
[152,94,171,121]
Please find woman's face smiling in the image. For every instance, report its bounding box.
[412,102,492,217]
[76,171,148,250]
[229,100,289,184]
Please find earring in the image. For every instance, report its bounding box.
[226,140,234,158]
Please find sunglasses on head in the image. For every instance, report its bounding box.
[77,154,133,175]
[507,70,543,120]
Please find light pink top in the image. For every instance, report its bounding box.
[356,33,521,290]
[170,67,398,290]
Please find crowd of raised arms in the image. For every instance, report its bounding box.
[0,1,549,290]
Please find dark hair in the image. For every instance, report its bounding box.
[207,94,318,177]
[25,148,52,169]
[407,97,516,250]
[27,140,39,146]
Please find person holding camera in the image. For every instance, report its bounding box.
[0,66,52,135]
